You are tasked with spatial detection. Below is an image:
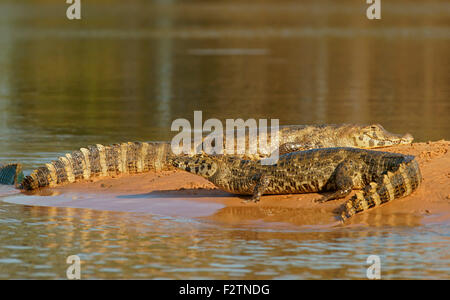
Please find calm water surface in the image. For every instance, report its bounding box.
[0,1,449,279]
[0,187,448,280]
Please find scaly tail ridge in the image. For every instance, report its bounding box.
[0,163,24,186]
[341,159,422,222]
[20,141,173,190]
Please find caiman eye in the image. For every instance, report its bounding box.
[372,124,383,130]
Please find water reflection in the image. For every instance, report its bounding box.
[209,205,423,227]
[0,202,448,279]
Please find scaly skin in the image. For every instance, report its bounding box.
[203,123,414,156]
[0,123,413,190]
[20,142,173,190]
[171,148,422,221]
[0,163,23,186]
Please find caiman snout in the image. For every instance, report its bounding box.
[401,133,414,143]
[353,124,414,148]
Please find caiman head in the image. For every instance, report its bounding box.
[347,124,414,148]
[170,155,226,180]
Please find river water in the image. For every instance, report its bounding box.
[0,1,449,279]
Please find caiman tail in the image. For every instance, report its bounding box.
[0,163,24,186]
[20,142,173,190]
[341,157,422,221]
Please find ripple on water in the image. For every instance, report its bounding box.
[0,258,22,264]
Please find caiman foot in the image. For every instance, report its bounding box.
[242,196,260,204]
[241,174,271,204]
[315,188,352,203]
[315,196,329,203]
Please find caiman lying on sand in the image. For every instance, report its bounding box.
[171,148,422,221]
[0,124,413,191]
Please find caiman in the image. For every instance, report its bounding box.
[0,124,413,190]
[171,148,422,221]
[0,163,23,186]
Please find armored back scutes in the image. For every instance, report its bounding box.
[20,142,172,190]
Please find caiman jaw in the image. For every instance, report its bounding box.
[398,133,414,144]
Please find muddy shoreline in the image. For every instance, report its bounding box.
[17,141,450,227]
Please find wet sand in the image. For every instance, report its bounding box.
[14,141,450,228]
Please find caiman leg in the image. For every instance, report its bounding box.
[315,160,356,203]
[243,175,272,203]
[241,142,323,203]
